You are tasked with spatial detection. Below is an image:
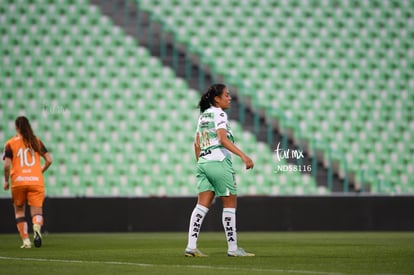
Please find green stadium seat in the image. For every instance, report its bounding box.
[10,0,413,196]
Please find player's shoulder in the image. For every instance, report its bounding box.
[5,135,20,145]
[211,106,227,118]
[3,136,16,151]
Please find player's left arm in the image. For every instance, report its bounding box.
[194,133,201,162]
[41,152,52,173]
[39,141,52,173]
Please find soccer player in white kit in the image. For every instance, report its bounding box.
[185,84,255,257]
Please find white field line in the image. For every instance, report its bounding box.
[0,255,345,275]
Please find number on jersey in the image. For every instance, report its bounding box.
[17,147,36,167]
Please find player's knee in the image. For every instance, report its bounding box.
[15,216,26,223]
[30,206,43,216]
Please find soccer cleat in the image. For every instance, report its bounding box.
[184,248,208,257]
[227,247,255,257]
[20,239,31,249]
[33,224,42,248]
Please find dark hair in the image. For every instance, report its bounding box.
[198,83,226,113]
[15,116,41,153]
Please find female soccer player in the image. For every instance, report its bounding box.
[3,116,52,248]
[185,84,255,257]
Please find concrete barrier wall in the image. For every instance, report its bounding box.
[1,196,413,233]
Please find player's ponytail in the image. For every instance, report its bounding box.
[15,116,41,154]
[198,83,226,113]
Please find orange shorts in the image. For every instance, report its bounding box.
[11,185,45,207]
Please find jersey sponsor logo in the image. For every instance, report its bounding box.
[15,176,40,182]
[220,113,225,117]
[201,112,214,118]
[199,149,212,157]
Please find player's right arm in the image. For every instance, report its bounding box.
[216,129,254,170]
[2,143,12,190]
[213,109,253,169]
[3,157,11,191]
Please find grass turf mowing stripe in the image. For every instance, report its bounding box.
[0,256,345,275]
[1,232,413,274]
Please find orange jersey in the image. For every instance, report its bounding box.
[3,135,48,187]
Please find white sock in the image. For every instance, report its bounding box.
[186,204,209,250]
[222,208,238,252]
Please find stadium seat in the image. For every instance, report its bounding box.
[136,0,414,194]
[10,0,400,197]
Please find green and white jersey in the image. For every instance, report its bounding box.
[196,106,234,162]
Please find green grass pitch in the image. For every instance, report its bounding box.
[0,232,413,275]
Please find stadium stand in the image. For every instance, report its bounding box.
[0,0,324,197]
[136,0,414,194]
